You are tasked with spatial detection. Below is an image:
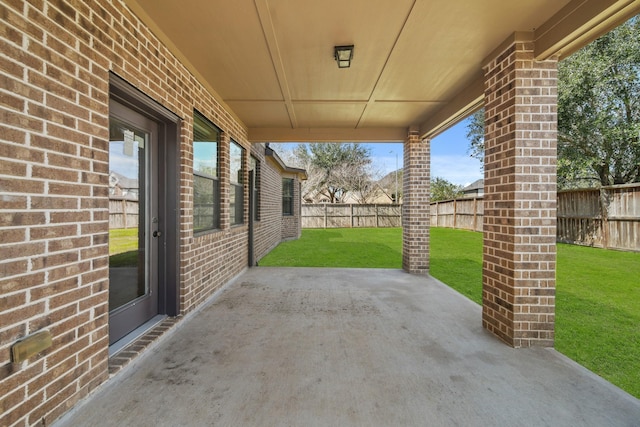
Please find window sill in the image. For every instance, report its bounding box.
[194,228,222,238]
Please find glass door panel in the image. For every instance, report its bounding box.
[109,118,148,311]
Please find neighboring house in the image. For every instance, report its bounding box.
[303,170,402,205]
[108,171,139,198]
[462,179,484,197]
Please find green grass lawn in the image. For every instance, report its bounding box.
[260,228,402,268]
[260,227,640,398]
[109,228,138,268]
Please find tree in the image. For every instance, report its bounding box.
[465,17,640,189]
[430,177,463,201]
[558,17,640,187]
[377,169,404,203]
[466,109,485,165]
[293,143,373,203]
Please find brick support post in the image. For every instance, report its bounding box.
[402,128,430,274]
[482,34,558,347]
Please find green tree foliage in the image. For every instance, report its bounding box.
[465,17,640,189]
[466,109,485,165]
[430,177,463,201]
[294,143,372,203]
[558,17,640,187]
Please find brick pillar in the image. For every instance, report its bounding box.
[482,34,557,347]
[402,128,430,274]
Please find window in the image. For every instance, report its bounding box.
[230,140,244,225]
[282,178,294,216]
[193,111,220,232]
[249,156,259,221]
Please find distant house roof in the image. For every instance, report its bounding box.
[265,144,307,180]
[462,179,484,195]
[109,171,138,190]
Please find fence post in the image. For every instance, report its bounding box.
[351,204,354,228]
[324,204,327,229]
[122,199,128,229]
[600,187,610,249]
[473,197,477,231]
[453,198,457,229]
[375,204,379,228]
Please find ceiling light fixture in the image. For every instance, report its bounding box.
[334,45,354,68]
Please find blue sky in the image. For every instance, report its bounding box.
[368,117,483,187]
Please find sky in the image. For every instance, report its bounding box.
[368,117,483,187]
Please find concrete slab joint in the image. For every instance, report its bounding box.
[482,34,558,348]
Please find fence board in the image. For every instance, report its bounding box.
[429,184,639,251]
[109,197,139,229]
[302,204,401,228]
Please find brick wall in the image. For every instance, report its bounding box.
[482,34,557,347]
[254,151,284,261]
[402,129,430,274]
[0,1,300,425]
[281,175,302,241]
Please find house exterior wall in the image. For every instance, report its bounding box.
[0,1,302,425]
[282,175,302,241]
[253,157,303,261]
[253,155,284,262]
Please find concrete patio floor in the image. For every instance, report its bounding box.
[56,268,640,427]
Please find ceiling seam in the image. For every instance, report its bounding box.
[355,0,418,129]
[253,0,297,128]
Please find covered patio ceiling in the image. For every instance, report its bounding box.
[125,0,639,142]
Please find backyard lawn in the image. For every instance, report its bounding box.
[109,228,138,267]
[260,227,640,399]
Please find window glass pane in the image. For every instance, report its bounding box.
[230,184,244,225]
[230,141,244,225]
[230,141,243,184]
[283,178,293,215]
[193,111,220,231]
[250,156,259,221]
[194,175,216,231]
[193,114,219,178]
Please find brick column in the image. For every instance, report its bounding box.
[482,34,557,347]
[402,128,430,274]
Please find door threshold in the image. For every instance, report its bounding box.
[109,314,167,358]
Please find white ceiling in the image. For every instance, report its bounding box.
[126,0,639,141]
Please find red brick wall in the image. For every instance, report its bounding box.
[482,35,557,347]
[0,1,299,425]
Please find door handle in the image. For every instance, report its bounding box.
[153,230,162,237]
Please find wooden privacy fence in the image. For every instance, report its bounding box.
[557,184,640,251]
[429,183,640,252]
[302,204,401,228]
[430,197,483,232]
[109,197,139,229]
